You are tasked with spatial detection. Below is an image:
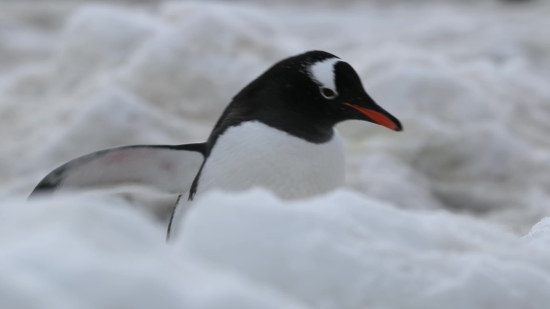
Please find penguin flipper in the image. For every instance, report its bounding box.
[30,143,206,197]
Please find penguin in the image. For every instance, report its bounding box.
[30,50,402,239]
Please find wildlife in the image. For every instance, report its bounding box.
[30,50,402,238]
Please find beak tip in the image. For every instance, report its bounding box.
[392,121,403,132]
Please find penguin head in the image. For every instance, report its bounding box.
[220,51,402,143]
[302,51,402,132]
[233,50,402,133]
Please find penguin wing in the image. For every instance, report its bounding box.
[30,143,206,197]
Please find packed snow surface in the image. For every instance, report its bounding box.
[3,190,550,309]
[1,0,550,308]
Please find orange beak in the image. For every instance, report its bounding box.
[343,103,402,131]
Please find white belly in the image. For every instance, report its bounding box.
[196,121,345,199]
[168,120,345,240]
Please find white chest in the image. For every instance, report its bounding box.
[196,121,346,200]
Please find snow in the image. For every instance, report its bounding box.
[1,0,550,308]
[2,190,550,309]
[178,189,550,309]
[2,1,550,231]
[0,194,309,309]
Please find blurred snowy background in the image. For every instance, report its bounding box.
[1,0,550,308]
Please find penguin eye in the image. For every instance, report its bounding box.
[321,88,337,99]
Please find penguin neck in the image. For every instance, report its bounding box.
[207,102,336,154]
[253,109,336,144]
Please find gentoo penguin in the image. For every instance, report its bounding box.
[30,51,402,239]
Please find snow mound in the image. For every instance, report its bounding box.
[52,5,163,92]
[118,1,299,120]
[177,189,550,309]
[3,190,550,308]
[0,194,307,309]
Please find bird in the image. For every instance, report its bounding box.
[30,50,402,239]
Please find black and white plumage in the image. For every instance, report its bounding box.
[30,51,402,239]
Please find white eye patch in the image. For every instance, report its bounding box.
[308,57,341,95]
